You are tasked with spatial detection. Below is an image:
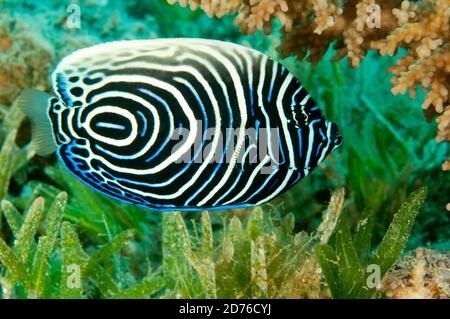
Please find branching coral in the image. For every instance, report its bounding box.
[167,0,450,170]
[372,0,450,171]
[167,0,242,18]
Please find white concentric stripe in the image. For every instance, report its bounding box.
[138,87,175,156]
[66,108,81,139]
[253,55,278,164]
[257,55,267,108]
[300,94,310,105]
[50,100,71,142]
[76,44,248,82]
[291,85,303,105]
[220,54,278,204]
[111,46,178,65]
[254,168,293,206]
[172,74,222,196]
[85,91,162,160]
[175,51,233,122]
[56,40,272,202]
[268,59,278,98]
[225,48,244,72]
[222,155,271,205]
[172,50,236,178]
[86,64,222,196]
[174,49,237,205]
[224,59,294,205]
[316,121,332,165]
[291,85,304,126]
[56,111,71,143]
[86,73,221,200]
[244,163,279,202]
[240,144,258,167]
[81,47,178,76]
[276,73,297,168]
[94,57,234,126]
[52,39,266,91]
[83,106,138,146]
[242,46,254,111]
[81,47,247,187]
[254,74,297,205]
[53,42,177,78]
[186,44,248,206]
[304,118,321,172]
[85,75,198,174]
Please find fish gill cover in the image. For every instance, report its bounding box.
[0,0,448,299]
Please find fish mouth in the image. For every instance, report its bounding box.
[330,122,342,149]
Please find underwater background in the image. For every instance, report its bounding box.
[0,0,448,298]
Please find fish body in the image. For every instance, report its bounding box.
[18,39,342,211]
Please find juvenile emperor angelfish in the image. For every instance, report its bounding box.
[18,39,342,211]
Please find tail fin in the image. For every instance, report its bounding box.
[16,89,57,156]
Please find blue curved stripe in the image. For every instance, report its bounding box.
[184,111,233,205]
[289,171,302,188]
[136,110,147,138]
[104,78,209,189]
[212,168,244,206]
[58,146,175,209]
[138,88,174,163]
[244,168,278,202]
[55,73,73,107]
[96,122,126,130]
[277,130,286,165]
[297,128,303,156]
[268,62,277,102]
[249,85,255,117]
[179,74,234,205]
[157,202,253,212]
[315,142,323,157]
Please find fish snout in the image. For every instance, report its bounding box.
[330,122,342,149]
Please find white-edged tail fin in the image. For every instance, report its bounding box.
[16,89,57,156]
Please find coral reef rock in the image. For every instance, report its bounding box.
[382,248,450,299]
[0,12,53,104]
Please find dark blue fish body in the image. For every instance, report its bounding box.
[18,39,342,211]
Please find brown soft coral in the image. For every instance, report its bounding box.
[166,0,241,17]
[372,0,450,170]
[167,0,450,171]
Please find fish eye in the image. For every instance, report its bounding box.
[330,122,342,148]
[334,136,343,147]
